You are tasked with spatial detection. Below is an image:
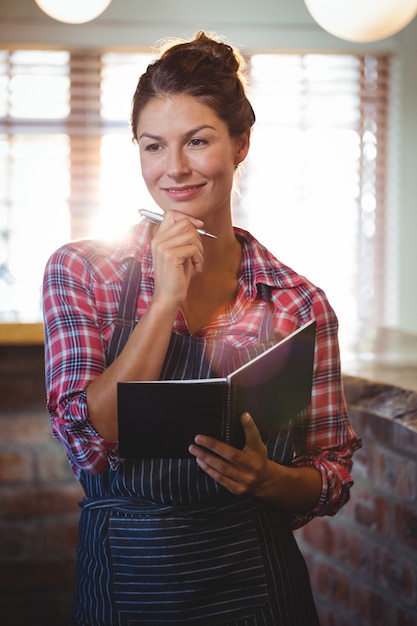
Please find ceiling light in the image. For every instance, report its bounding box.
[304,0,417,42]
[34,0,112,24]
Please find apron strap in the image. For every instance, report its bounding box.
[107,257,142,364]
[256,282,276,343]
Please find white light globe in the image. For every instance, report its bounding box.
[304,0,417,42]
[34,0,112,24]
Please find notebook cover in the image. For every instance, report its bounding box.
[117,320,316,458]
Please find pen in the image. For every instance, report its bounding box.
[138,209,217,239]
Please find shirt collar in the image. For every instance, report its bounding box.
[235,226,307,294]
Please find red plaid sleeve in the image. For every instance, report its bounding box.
[43,243,120,479]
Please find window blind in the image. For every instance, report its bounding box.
[240,53,394,329]
[0,50,71,321]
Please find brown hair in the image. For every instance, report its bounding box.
[131,31,255,140]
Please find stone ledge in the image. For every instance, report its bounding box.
[343,374,417,436]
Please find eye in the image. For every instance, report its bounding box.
[189,137,208,147]
[144,143,163,152]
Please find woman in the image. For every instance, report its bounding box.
[43,31,361,625]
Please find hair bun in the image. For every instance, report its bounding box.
[131,31,255,139]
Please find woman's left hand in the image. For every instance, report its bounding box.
[188,412,270,496]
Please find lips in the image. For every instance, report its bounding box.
[165,183,205,193]
[163,183,206,200]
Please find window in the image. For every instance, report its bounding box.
[0,50,71,321]
[0,49,153,322]
[0,48,395,330]
[241,53,394,329]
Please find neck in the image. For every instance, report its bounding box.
[202,224,240,268]
[193,232,241,291]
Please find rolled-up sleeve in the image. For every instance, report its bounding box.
[43,244,119,479]
[288,289,361,528]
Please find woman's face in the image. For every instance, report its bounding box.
[135,94,249,224]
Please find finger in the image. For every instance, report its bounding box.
[190,435,242,464]
[179,246,204,273]
[189,433,268,496]
[195,458,247,494]
[189,446,249,493]
[153,222,204,251]
[153,225,204,260]
[240,412,263,450]
[165,209,205,228]
[158,210,205,236]
[152,235,204,278]
[189,438,254,488]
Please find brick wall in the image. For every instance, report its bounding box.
[296,376,417,626]
[1,346,416,625]
[0,345,83,626]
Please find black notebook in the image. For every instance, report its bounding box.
[117,319,316,459]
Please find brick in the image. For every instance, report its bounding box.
[319,524,358,569]
[395,504,417,552]
[335,495,355,522]
[381,552,417,605]
[296,516,336,556]
[0,411,51,446]
[350,444,371,482]
[0,518,79,560]
[316,604,353,626]
[313,561,351,609]
[328,529,417,607]
[312,560,329,598]
[330,568,351,608]
[0,450,35,483]
[352,586,394,626]
[35,446,75,482]
[351,489,391,536]
[0,484,83,519]
[297,519,360,573]
[348,538,417,604]
[347,536,380,579]
[373,447,416,500]
[0,346,46,410]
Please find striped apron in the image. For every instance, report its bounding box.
[71,258,320,626]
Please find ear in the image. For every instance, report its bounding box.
[234,129,251,166]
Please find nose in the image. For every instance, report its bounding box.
[166,146,191,179]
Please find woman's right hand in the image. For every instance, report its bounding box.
[150,210,205,308]
[86,211,205,440]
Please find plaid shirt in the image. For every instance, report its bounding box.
[43,220,361,527]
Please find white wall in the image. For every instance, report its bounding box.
[1,0,416,333]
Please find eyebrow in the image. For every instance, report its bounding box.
[137,125,217,142]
